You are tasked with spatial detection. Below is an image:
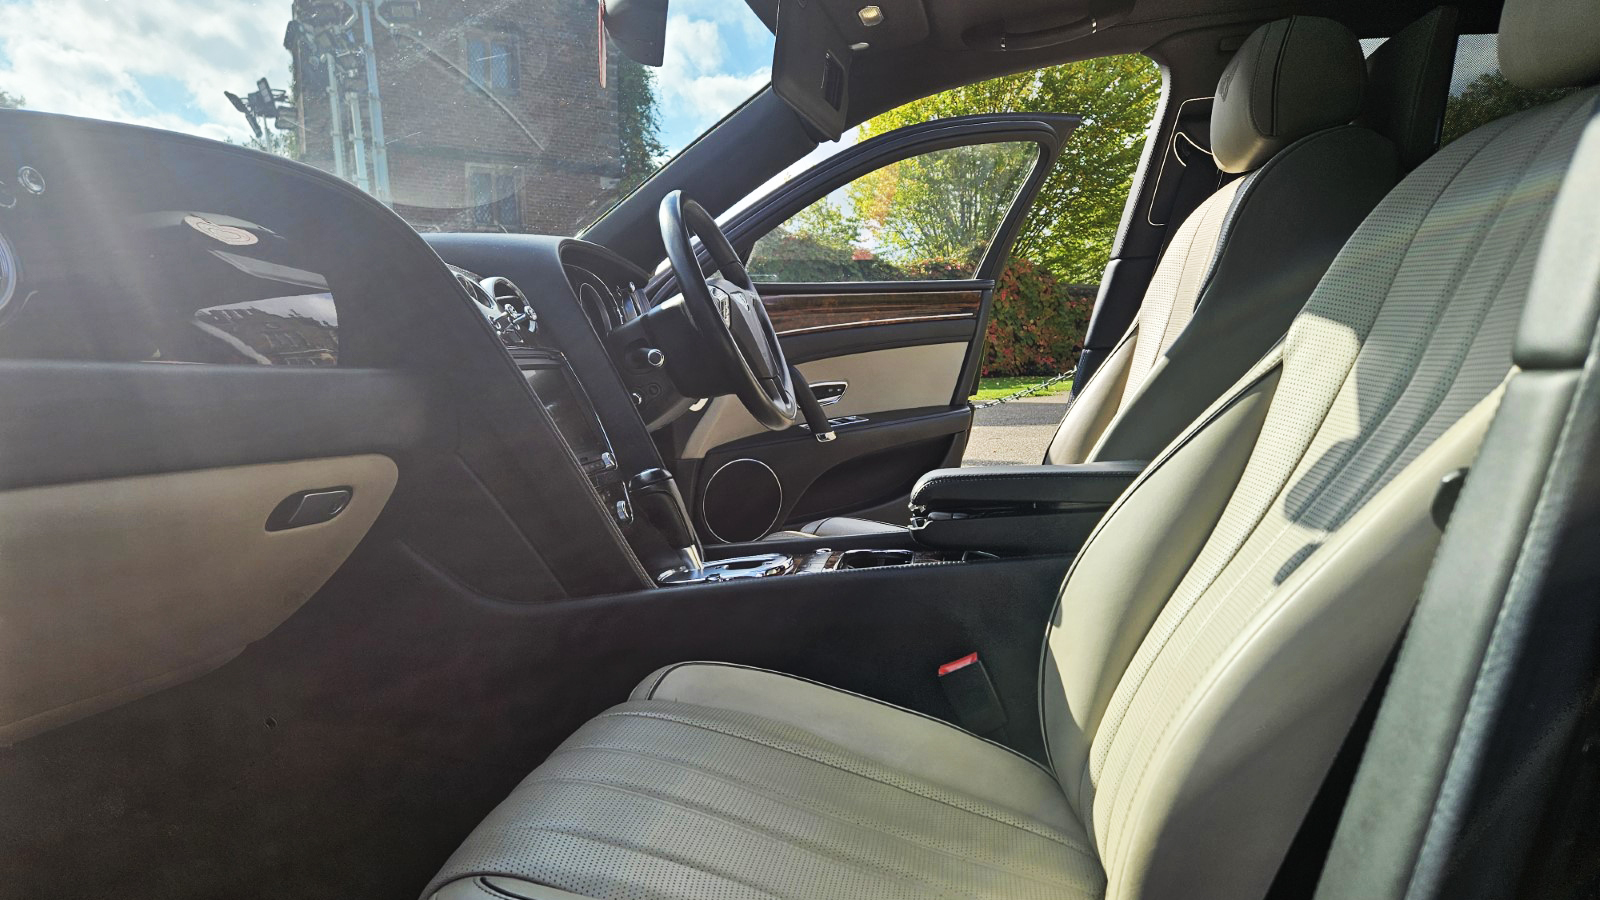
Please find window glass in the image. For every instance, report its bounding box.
[747,142,1041,283]
[734,54,1160,290]
[1442,34,1579,144]
[0,0,774,235]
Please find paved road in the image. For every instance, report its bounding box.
[962,394,1070,466]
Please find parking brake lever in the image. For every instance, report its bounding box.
[627,468,704,579]
[790,366,836,443]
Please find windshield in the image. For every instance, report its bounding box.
[0,0,774,235]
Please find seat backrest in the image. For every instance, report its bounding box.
[1038,9,1600,899]
[1047,16,1399,465]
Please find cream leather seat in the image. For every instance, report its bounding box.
[426,4,1600,898]
[774,14,1408,540]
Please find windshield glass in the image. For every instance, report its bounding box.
[0,0,774,235]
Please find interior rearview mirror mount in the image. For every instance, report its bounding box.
[600,0,669,67]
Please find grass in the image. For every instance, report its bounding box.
[970,375,1074,403]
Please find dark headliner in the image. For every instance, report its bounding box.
[746,0,1504,126]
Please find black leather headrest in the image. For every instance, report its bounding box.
[1500,0,1600,90]
[1360,7,1458,172]
[1211,16,1367,174]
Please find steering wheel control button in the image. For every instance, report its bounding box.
[265,488,353,532]
[709,286,732,327]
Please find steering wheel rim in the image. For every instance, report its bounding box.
[659,190,798,430]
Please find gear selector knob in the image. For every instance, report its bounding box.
[628,468,704,579]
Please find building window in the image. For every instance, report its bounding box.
[467,166,521,230]
[466,33,519,93]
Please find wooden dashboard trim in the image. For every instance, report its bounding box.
[761,290,983,336]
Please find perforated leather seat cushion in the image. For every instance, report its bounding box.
[426,664,1105,900]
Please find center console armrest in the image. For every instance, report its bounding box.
[910,460,1146,556]
[910,461,1145,509]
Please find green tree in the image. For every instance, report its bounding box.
[749,200,904,282]
[246,127,299,159]
[858,55,1160,284]
[1441,70,1576,145]
[616,58,665,192]
[0,91,23,110]
[849,141,1036,267]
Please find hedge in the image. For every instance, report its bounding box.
[982,258,1096,377]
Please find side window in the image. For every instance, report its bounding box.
[746,141,1040,284]
[1442,33,1578,144]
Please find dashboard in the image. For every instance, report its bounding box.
[566,261,647,337]
[430,237,676,563]
[449,261,620,479]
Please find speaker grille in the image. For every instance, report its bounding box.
[702,458,782,543]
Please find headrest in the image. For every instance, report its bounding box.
[1500,0,1600,90]
[1211,16,1367,174]
[1360,7,1458,171]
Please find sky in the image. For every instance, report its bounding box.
[0,0,775,155]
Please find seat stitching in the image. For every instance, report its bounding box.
[653,662,1060,776]
[547,742,1102,877]
[1296,99,1579,528]
[1129,199,1211,401]
[1037,352,1284,774]
[601,705,1072,835]
[523,775,974,896]
[1089,112,1521,788]
[1269,18,1295,137]
[1086,117,1518,843]
[495,822,793,900]
[1245,22,1274,139]
[1099,390,1496,887]
[556,738,1091,852]
[1098,105,1574,863]
[1190,171,1258,306]
[594,708,1079,846]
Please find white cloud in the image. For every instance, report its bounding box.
[655,13,770,148]
[0,0,292,144]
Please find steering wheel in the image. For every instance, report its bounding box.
[659,190,799,430]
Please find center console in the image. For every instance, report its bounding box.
[658,460,1148,584]
[659,546,998,584]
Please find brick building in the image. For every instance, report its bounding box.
[290,0,627,235]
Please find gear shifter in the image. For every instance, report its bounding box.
[627,468,704,580]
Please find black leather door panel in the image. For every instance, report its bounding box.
[695,405,971,541]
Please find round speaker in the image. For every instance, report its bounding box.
[702,458,783,543]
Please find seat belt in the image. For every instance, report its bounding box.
[1263,646,1400,900]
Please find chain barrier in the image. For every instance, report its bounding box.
[970,371,1075,409]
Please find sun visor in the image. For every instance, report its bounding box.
[772,0,855,140]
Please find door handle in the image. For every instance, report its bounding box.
[266,488,353,531]
[810,381,848,406]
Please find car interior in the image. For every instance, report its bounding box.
[1,0,1599,897]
